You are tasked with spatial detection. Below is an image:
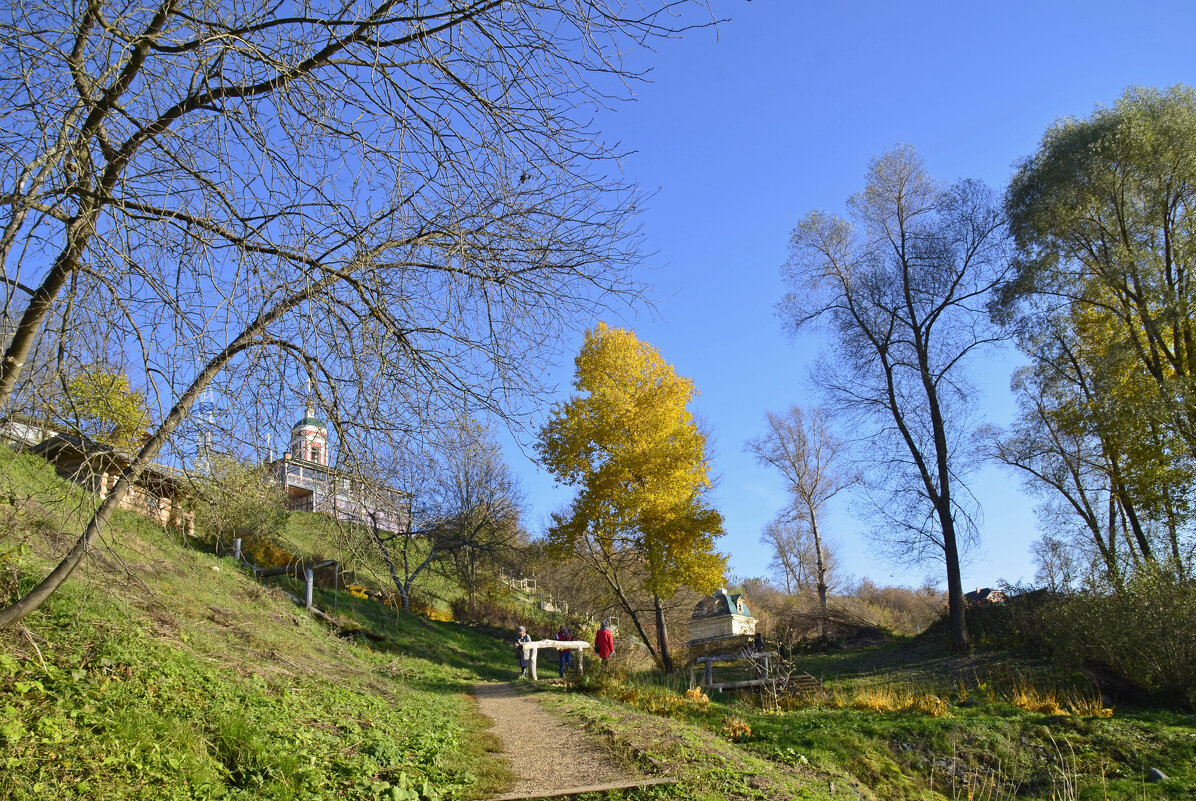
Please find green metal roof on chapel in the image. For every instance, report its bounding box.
[691,588,754,620]
[293,415,325,429]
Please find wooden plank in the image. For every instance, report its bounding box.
[487,777,677,801]
[692,652,778,664]
[708,678,775,691]
[525,641,590,681]
[789,673,823,692]
[522,640,590,650]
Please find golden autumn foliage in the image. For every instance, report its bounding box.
[538,323,726,598]
[61,366,151,450]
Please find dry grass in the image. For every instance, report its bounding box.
[1011,685,1066,715]
[775,675,1114,721]
[720,715,751,742]
[786,684,954,717]
[1011,682,1113,718]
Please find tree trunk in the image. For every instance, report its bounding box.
[809,517,829,638]
[653,593,673,674]
[941,511,968,651]
[606,578,660,665]
[0,331,250,627]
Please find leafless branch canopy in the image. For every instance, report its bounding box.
[0,0,716,627]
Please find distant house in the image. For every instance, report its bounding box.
[0,413,57,449]
[688,588,757,644]
[26,432,193,537]
[964,587,1006,604]
[268,406,407,534]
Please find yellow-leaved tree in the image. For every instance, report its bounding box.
[538,323,726,672]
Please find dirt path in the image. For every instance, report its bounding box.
[472,682,632,798]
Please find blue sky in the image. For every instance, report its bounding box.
[502,1,1196,590]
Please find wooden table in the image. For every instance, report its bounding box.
[520,640,590,681]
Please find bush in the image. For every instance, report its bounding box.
[564,660,626,696]
[1045,567,1196,709]
[962,587,1053,653]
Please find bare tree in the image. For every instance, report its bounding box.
[1031,535,1078,593]
[778,145,1011,649]
[435,422,524,613]
[354,419,523,612]
[760,518,803,595]
[759,516,839,601]
[746,405,851,621]
[0,0,716,628]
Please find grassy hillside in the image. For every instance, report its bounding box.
[0,449,513,800]
[3,447,1193,801]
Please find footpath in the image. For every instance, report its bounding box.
[472,682,662,800]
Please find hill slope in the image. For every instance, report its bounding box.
[0,449,513,800]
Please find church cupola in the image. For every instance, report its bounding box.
[290,405,329,465]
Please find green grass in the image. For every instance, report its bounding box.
[276,512,461,613]
[0,448,513,801]
[539,638,1196,801]
[3,446,1194,801]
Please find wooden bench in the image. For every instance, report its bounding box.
[690,653,824,695]
[691,651,779,690]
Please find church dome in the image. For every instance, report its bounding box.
[293,414,325,430]
[289,405,328,465]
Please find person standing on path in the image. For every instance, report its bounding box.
[557,625,574,677]
[515,625,532,679]
[594,620,614,663]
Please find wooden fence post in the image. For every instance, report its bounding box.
[232,538,242,561]
[305,568,314,610]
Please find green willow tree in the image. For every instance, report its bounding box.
[992,304,1192,584]
[1001,84,1196,576]
[538,323,726,672]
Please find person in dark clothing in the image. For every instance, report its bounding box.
[556,625,574,677]
[515,625,531,679]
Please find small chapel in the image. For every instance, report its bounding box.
[687,587,758,644]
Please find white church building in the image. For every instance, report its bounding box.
[270,406,407,534]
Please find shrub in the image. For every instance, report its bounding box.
[720,716,751,742]
[1044,566,1196,709]
[448,594,557,632]
[684,687,710,708]
[970,595,1050,651]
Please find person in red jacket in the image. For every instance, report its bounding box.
[595,620,614,662]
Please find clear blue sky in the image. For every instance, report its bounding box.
[502,1,1196,590]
